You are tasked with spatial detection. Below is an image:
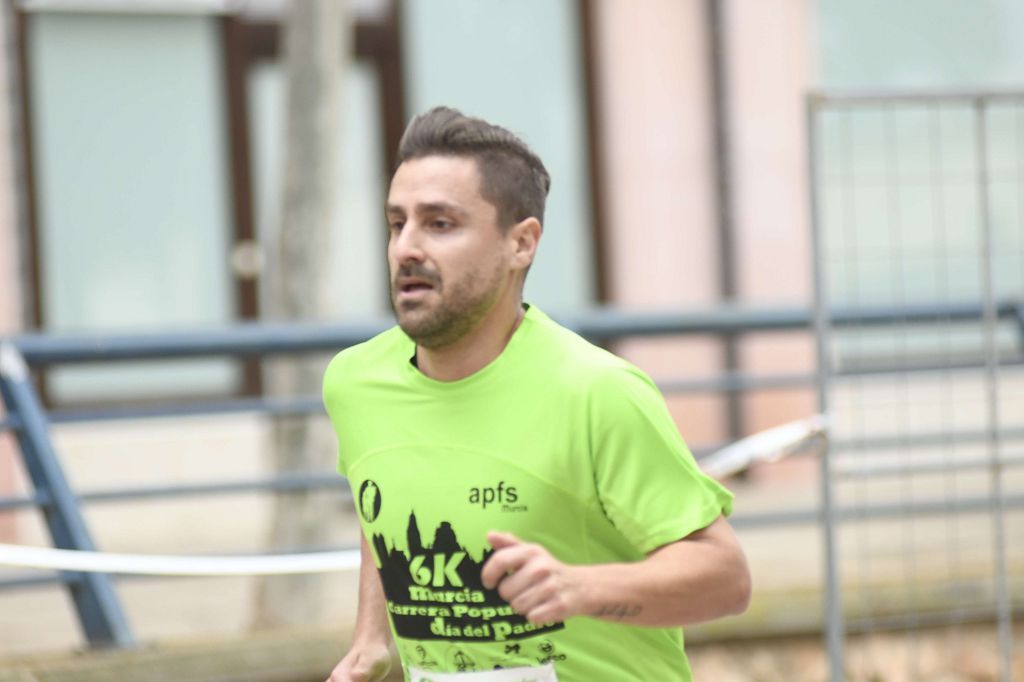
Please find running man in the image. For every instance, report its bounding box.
[323,107,750,681]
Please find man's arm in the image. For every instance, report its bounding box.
[325,534,393,682]
[480,515,751,628]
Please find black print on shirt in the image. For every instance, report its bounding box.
[372,511,564,642]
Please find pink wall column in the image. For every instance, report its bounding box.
[593,0,819,457]
[729,0,814,305]
[592,0,727,448]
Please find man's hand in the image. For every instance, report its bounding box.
[480,531,586,625]
[325,640,392,682]
[330,534,394,681]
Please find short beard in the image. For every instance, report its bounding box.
[391,271,503,349]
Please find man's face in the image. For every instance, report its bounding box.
[386,156,513,348]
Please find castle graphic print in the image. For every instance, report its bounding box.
[372,509,565,642]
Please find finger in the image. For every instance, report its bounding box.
[496,557,551,603]
[525,598,569,625]
[480,543,536,589]
[486,530,521,549]
[481,544,532,589]
[504,576,556,617]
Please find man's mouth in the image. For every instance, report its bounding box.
[401,283,432,292]
[396,278,437,299]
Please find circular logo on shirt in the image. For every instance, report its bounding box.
[358,479,382,523]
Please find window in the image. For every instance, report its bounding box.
[24,11,238,402]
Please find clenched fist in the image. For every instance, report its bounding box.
[480,531,588,625]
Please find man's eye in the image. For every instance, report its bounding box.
[389,221,404,231]
[433,219,453,229]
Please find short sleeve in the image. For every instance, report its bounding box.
[322,353,349,477]
[588,366,733,554]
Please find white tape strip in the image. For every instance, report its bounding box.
[0,543,361,576]
[701,414,829,478]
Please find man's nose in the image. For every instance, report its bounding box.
[391,223,425,263]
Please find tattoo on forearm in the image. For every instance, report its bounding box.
[591,603,642,620]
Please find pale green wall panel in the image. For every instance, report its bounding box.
[28,13,236,399]
[820,0,1024,88]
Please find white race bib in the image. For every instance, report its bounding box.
[408,663,559,682]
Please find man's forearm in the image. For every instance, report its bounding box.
[483,516,750,628]
[574,517,751,627]
[351,534,392,645]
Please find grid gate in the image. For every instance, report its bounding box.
[809,91,1024,682]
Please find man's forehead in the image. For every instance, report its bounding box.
[389,156,481,191]
[387,155,488,209]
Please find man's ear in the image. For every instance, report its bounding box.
[508,217,542,270]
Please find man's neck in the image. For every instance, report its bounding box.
[416,298,525,382]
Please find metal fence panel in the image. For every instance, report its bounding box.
[810,91,1023,682]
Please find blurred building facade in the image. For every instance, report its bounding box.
[0,0,816,423]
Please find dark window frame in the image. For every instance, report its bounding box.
[577,0,610,303]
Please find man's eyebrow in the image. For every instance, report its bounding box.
[387,201,469,217]
[417,201,466,216]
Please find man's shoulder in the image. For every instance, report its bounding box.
[323,325,409,387]
[524,309,654,391]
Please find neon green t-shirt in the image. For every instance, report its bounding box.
[322,305,734,681]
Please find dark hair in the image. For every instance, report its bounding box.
[396,106,551,229]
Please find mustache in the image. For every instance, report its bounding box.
[393,264,441,286]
